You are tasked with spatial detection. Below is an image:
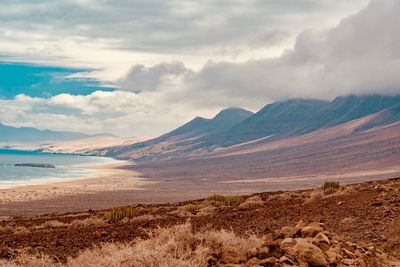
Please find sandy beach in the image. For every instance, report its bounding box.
[0,161,152,205]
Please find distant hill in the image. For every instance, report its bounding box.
[0,123,89,143]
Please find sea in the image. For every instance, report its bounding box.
[0,149,118,188]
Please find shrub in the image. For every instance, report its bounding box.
[104,207,141,221]
[40,220,68,229]
[71,217,105,228]
[207,194,245,206]
[0,225,14,234]
[180,204,203,214]
[322,181,341,194]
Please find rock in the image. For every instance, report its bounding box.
[293,239,328,266]
[300,223,323,238]
[14,163,55,168]
[245,257,262,266]
[313,232,330,246]
[292,219,307,237]
[259,257,278,266]
[279,255,295,265]
[277,226,294,238]
[280,238,297,260]
[325,246,341,265]
[256,246,270,259]
[267,241,285,259]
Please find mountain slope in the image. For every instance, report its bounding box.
[102,107,253,159]
[0,123,89,143]
[102,94,400,162]
[206,95,400,147]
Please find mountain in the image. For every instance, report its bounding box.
[0,123,89,143]
[101,107,254,159]
[101,94,400,162]
[162,107,254,139]
[205,95,400,146]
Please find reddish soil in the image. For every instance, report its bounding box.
[0,178,399,263]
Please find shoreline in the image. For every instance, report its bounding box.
[0,160,154,204]
[0,157,120,190]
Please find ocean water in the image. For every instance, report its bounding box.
[0,149,117,188]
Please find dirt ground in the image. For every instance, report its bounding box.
[0,177,399,264]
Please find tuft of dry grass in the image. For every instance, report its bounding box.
[238,195,264,210]
[0,225,30,235]
[0,223,264,267]
[322,180,341,195]
[70,217,105,228]
[103,206,141,221]
[180,204,203,215]
[0,225,14,234]
[36,220,68,229]
[207,194,245,206]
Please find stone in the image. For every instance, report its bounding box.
[259,257,278,267]
[279,255,295,265]
[245,257,262,266]
[301,224,323,238]
[314,232,330,245]
[293,239,328,266]
[280,238,297,260]
[292,219,307,237]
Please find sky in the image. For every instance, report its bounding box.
[1,0,399,137]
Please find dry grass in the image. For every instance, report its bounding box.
[207,194,245,206]
[70,216,105,227]
[0,223,264,267]
[0,225,30,235]
[180,204,203,215]
[238,195,264,209]
[322,180,341,195]
[0,225,14,234]
[103,206,141,221]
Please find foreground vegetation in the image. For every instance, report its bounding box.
[1,178,399,266]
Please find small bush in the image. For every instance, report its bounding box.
[207,194,245,206]
[71,217,105,228]
[0,225,14,234]
[322,181,341,194]
[40,220,68,229]
[181,204,203,214]
[104,207,141,221]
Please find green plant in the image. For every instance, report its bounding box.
[104,206,141,221]
[207,194,245,206]
[321,181,340,194]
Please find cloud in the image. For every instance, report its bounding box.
[0,0,367,68]
[117,62,191,92]
[2,0,399,138]
[175,0,400,106]
[117,0,400,113]
[0,90,213,137]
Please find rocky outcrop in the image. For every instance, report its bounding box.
[14,163,55,168]
[238,220,392,267]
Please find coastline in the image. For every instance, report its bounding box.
[0,160,153,204]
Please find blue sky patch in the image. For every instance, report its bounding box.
[0,62,114,99]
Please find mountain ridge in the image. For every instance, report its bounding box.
[100,94,400,161]
[0,123,90,143]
